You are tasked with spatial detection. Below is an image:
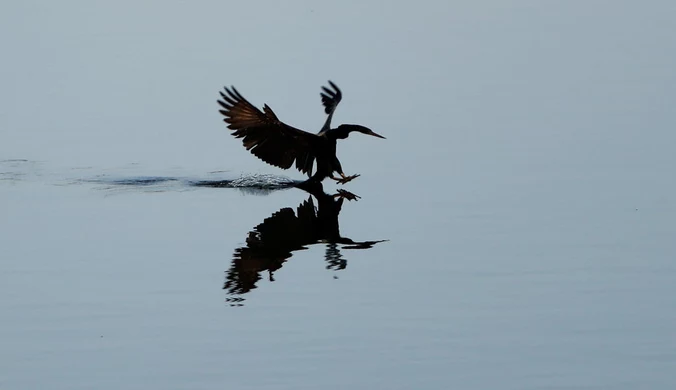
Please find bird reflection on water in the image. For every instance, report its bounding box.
[224,181,387,306]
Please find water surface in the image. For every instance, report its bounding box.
[2,1,676,389]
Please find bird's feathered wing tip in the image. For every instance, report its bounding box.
[320,80,342,115]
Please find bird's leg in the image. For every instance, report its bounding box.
[338,173,360,184]
[330,172,360,185]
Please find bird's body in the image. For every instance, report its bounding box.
[217,81,384,184]
[309,138,339,182]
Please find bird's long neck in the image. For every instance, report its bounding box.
[329,126,352,140]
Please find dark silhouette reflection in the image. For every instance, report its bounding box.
[224,182,386,306]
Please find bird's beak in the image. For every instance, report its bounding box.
[368,130,386,139]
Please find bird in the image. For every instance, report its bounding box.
[217,81,385,184]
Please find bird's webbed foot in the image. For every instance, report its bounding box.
[334,189,360,201]
[331,173,360,184]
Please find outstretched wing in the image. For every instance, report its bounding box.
[319,81,342,132]
[218,87,317,175]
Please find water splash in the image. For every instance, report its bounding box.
[0,160,301,195]
[227,173,297,189]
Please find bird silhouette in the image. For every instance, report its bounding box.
[217,81,385,184]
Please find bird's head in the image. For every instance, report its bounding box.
[335,124,386,140]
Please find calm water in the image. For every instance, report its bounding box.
[2,2,676,389]
[2,151,674,390]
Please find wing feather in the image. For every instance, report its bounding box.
[319,81,342,132]
[320,81,342,115]
[218,87,317,174]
